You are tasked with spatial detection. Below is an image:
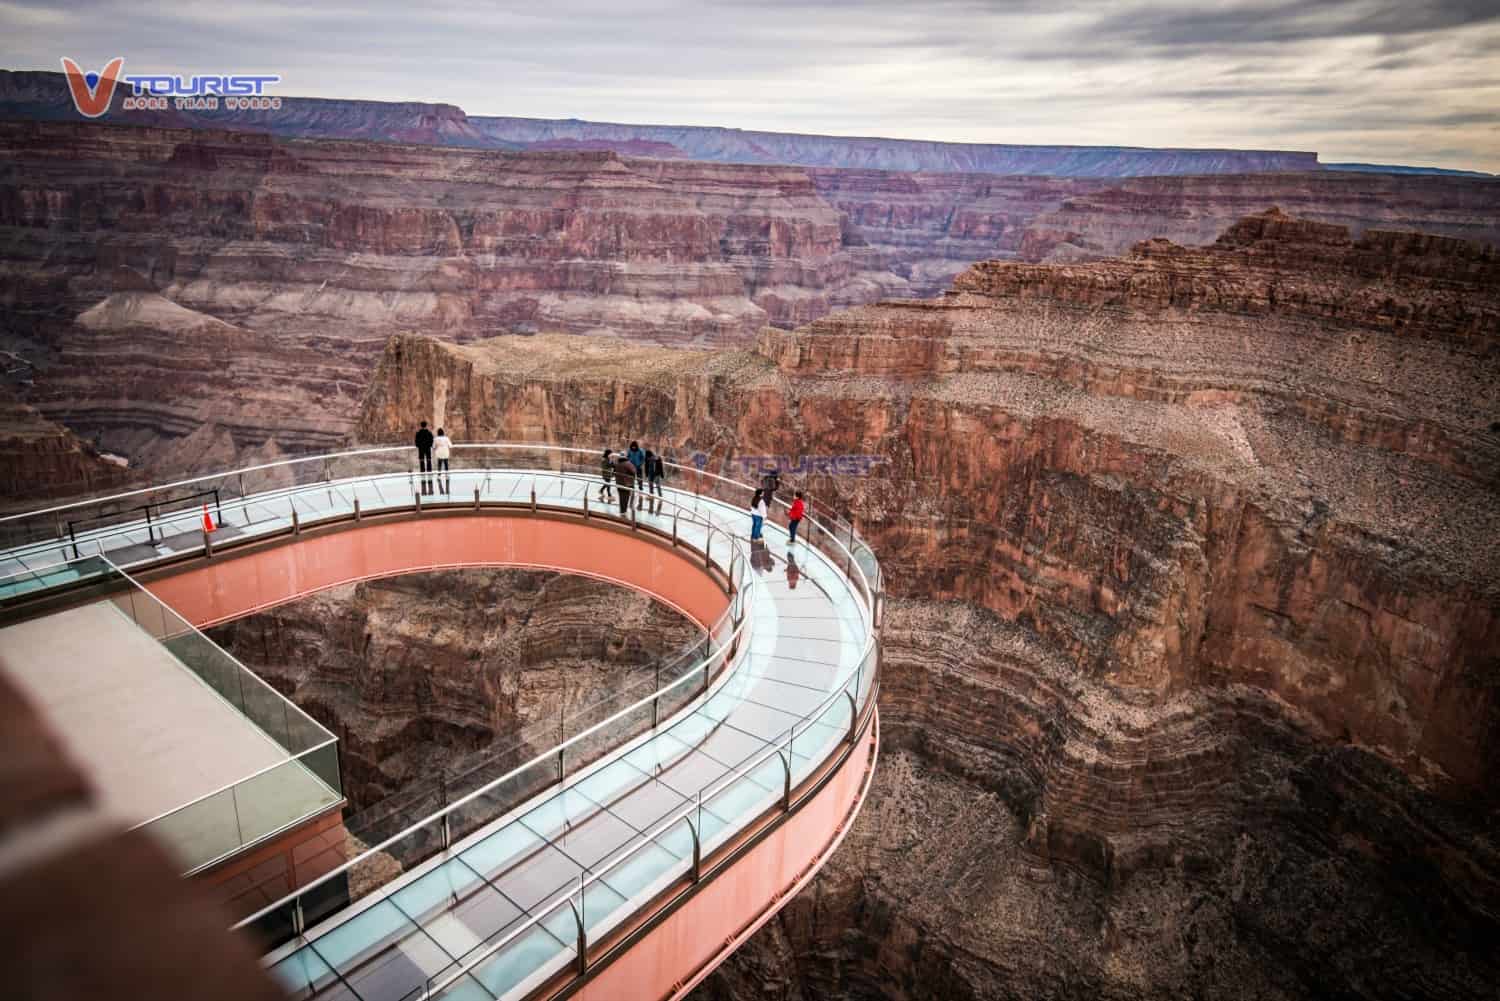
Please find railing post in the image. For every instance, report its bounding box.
[203,528,214,558]
[845,690,858,745]
[652,695,660,728]
[441,812,452,851]
[291,505,301,535]
[414,489,422,514]
[353,497,362,522]
[473,486,481,511]
[583,491,589,519]
[672,512,678,546]
[630,502,637,530]
[531,481,537,513]
[559,746,566,782]
[686,815,701,882]
[292,896,305,937]
[779,748,791,810]
[569,894,588,976]
[704,530,712,569]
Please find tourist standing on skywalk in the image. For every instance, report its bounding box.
[750,488,767,541]
[414,421,434,472]
[415,420,434,495]
[627,440,645,477]
[643,449,665,512]
[787,491,805,544]
[433,427,453,494]
[761,467,781,510]
[614,452,637,514]
[599,448,615,504]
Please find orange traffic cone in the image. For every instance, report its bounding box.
[202,504,216,533]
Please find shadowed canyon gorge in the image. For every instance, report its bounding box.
[1,92,1498,999]
[204,570,702,816]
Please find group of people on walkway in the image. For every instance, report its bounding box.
[749,468,805,546]
[598,441,667,515]
[414,421,454,495]
[413,423,806,549]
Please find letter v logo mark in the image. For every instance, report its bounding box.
[61,57,125,118]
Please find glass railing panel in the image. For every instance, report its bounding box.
[146,784,246,873]
[594,833,688,913]
[231,753,342,846]
[698,754,784,856]
[563,699,653,781]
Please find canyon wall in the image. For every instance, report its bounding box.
[3,120,1498,492]
[354,212,1500,998]
[206,569,699,814]
[1,70,1320,175]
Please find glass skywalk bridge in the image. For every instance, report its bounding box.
[0,446,882,1001]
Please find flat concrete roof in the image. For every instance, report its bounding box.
[0,600,318,834]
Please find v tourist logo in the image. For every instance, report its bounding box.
[60,57,124,118]
[59,57,283,117]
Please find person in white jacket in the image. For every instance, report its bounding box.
[433,428,454,494]
[750,488,768,541]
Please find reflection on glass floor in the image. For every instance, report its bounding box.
[268,493,865,1001]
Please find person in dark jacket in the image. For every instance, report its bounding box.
[415,420,435,495]
[598,448,615,503]
[643,449,665,512]
[614,454,636,514]
[760,467,781,510]
[415,421,434,471]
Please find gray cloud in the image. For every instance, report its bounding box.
[1,0,1497,172]
[1090,0,1500,48]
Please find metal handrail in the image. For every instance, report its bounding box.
[417,562,877,1000]
[0,442,868,561]
[231,479,760,933]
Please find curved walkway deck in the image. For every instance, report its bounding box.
[0,447,881,1001]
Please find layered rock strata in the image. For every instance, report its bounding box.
[3,122,1498,493]
[353,212,1500,998]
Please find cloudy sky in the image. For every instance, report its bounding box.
[6,0,1499,172]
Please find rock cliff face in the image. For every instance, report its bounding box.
[0,389,130,512]
[354,212,1500,998]
[3,121,1498,493]
[206,569,699,813]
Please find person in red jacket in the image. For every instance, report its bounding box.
[787,491,806,545]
